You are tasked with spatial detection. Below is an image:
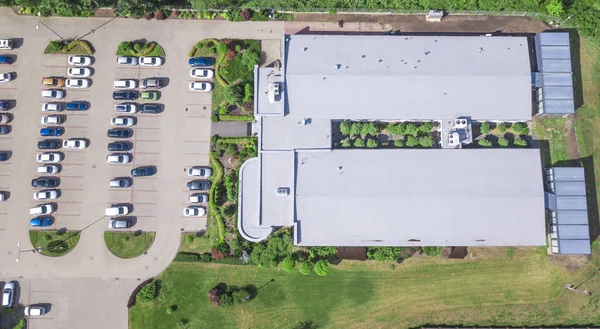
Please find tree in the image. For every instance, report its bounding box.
[405,135,418,147]
[497,123,507,133]
[498,137,509,147]
[136,281,156,302]
[386,123,405,135]
[418,122,433,134]
[404,124,419,137]
[366,138,378,148]
[353,138,365,148]
[308,246,337,260]
[480,122,490,134]
[513,137,528,147]
[282,256,295,273]
[367,247,402,261]
[511,122,528,134]
[339,121,351,136]
[299,261,313,275]
[340,138,352,148]
[314,260,329,276]
[360,122,379,138]
[546,0,564,17]
[189,0,219,11]
[393,139,404,147]
[418,136,434,148]
[478,139,493,147]
[349,122,362,136]
[222,85,243,105]
[117,0,162,18]
[216,42,227,55]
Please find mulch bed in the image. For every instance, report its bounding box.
[337,247,367,261]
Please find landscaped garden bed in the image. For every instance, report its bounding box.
[104,231,155,259]
[471,121,530,148]
[116,41,165,57]
[189,39,260,122]
[29,230,80,257]
[44,40,94,55]
[334,121,438,148]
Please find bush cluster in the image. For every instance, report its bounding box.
[136,281,156,303]
[250,231,293,267]
[422,247,441,257]
[386,122,432,136]
[366,247,418,262]
[220,286,251,307]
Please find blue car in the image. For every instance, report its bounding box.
[65,102,87,111]
[131,166,157,177]
[30,217,52,227]
[188,57,214,67]
[40,127,63,137]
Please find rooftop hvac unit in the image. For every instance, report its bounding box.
[276,187,290,196]
[268,82,280,104]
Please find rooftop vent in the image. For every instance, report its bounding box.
[268,82,280,104]
[276,187,290,196]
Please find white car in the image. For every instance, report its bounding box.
[105,205,130,216]
[183,206,206,217]
[188,193,208,203]
[111,116,135,127]
[36,152,63,163]
[0,114,11,124]
[67,67,92,77]
[42,103,61,112]
[24,305,47,316]
[190,68,214,79]
[37,165,60,174]
[41,89,65,99]
[116,56,138,66]
[106,153,131,164]
[68,55,92,66]
[187,167,212,177]
[115,103,137,113]
[113,79,137,90]
[63,139,88,149]
[0,73,12,83]
[30,204,55,215]
[34,190,59,201]
[66,78,90,89]
[0,191,5,202]
[41,115,62,125]
[189,81,213,92]
[139,56,164,67]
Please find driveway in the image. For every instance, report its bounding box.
[0,7,283,329]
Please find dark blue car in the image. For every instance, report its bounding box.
[131,166,157,177]
[188,57,214,67]
[30,217,52,227]
[65,102,87,111]
[40,127,63,137]
[113,91,137,101]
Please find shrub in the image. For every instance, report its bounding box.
[419,122,433,134]
[341,138,352,148]
[353,138,365,148]
[339,121,351,135]
[220,285,250,307]
[48,40,65,52]
[546,0,564,16]
[478,139,493,147]
[243,83,253,103]
[223,85,243,105]
[174,252,202,262]
[422,247,441,256]
[225,49,236,61]
[393,139,405,147]
[418,136,434,148]
[314,260,329,276]
[404,124,419,137]
[216,42,227,55]
[349,122,362,136]
[167,305,177,314]
[309,246,337,260]
[498,137,509,147]
[386,123,405,135]
[405,135,418,147]
[514,137,528,147]
[360,122,379,137]
[118,41,132,54]
[224,170,237,202]
[511,122,528,134]
[480,122,490,134]
[154,10,165,20]
[235,44,242,52]
[497,123,507,133]
[43,233,53,241]
[136,281,156,302]
[366,138,378,148]
[299,261,313,275]
[282,256,295,272]
[12,319,25,329]
[133,43,142,53]
[240,9,251,21]
[367,247,401,261]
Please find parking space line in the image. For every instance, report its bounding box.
[60,188,84,191]
[135,140,161,142]
[61,163,85,166]
[62,125,87,129]
[0,87,18,90]
[184,140,209,143]
[132,189,157,192]
[135,152,160,155]
[59,201,83,204]
[58,175,85,178]
[55,213,81,216]
[137,215,157,218]
[184,115,211,118]
[184,152,209,155]
[41,65,67,68]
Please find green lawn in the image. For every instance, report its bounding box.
[104,231,155,259]
[29,230,80,257]
[130,246,600,329]
[532,117,570,165]
[179,233,212,254]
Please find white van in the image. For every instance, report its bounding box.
[0,40,14,50]
[2,282,15,307]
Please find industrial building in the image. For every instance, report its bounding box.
[238,33,588,253]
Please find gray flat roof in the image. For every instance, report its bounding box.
[294,148,545,246]
[535,32,575,114]
[284,34,532,121]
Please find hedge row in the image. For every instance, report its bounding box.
[208,152,226,242]
[218,114,254,122]
[173,252,250,265]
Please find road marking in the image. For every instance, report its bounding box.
[59,201,83,204]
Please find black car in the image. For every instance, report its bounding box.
[187,180,210,191]
[139,104,161,114]
[131,166,157,177]
[0,101,8,110]
[31,177,59,188]
[0,126,10,135]
[0,152,8,161]
[108,141,133,151]
[107,128,133,139]
[113,91,138,101]
[37,139,61,150]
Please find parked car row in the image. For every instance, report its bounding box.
[188,57,215,92]
[2,280,49,316]
[31,56,94,227]
[0,40,15,200]
[0,43,15,84]
[183,167,211,217]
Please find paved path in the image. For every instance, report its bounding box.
[212,122,252,137]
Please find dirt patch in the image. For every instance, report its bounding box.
[94,8,114,17]
[565,116,582,160]
[220,155,239,170]
[549,254,590,272]
[287,14,549,34]
[337,247,367,261]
